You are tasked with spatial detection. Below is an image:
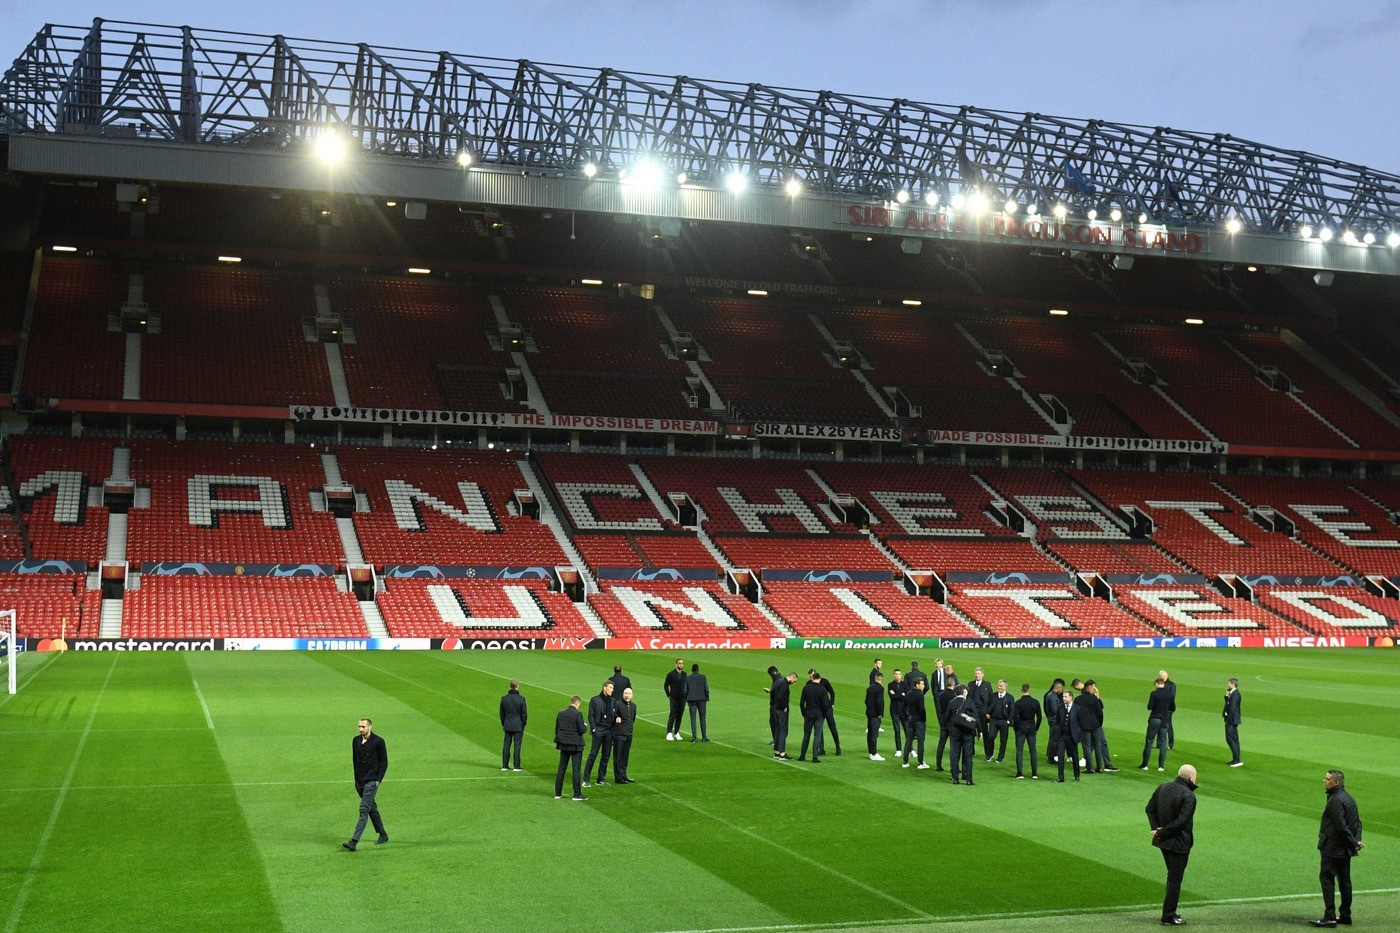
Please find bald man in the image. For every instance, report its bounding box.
[1146,764,1199,927]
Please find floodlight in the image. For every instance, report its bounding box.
[385,201,398,207]
[1342,229,1357,244]
[676,172,688,185]
[1026,204,1039,216]
[1225,217,1242,234]
[582,162,598,179]
[1363,232,1376,245]
[1246,265,1258,273]
[1388,232,1400,248]
[630,158,662,189]
[1184,318,1204,325]
[785,178,803,197]
[313,132,347,165]
[581,278,604,286]
[892,189,908,204]
[1004,199,1019,214]
[1319,227,1333,241]
[407,267,431,275]
[487,442,495,450]
[902,299,923,307]
[1049,309,1069,316]
[217,256,242,263]
[1138,213,1149,224]
[1053,204,1067,219]
[966,192,989,215]
[925,191,940,207]
[950,193,966,210]
[52,245,77,252]
[1086,209,1098,221]
[1299,224,1314,239]
[455,149,472,167]
[1109,209,1122,222]
[725,171,748,194]
[746,289,768,297]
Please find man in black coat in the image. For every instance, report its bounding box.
[905,660,928,693]
[1076,681,1105,773]
[1223,678,1243,766]
[865,673,885,761]
[771,672,796,760]
[945,685,976,784]
[1159,669,1178,749]
[820,670,841,756]
[1310,769,1364,928]
[869,657,883,684]
[685,663,710,742]
[1052,690,1081,783]
[798,672,830,763]
[499,679,528,771]
[901,680,929,769]
[664,658,687,741]
[765,665,782,746]
[968,667,994,761]
[609,664,631,697]
[934,680,956,771]
[1013,683,1042,780]
[1141,676,1175,772]
[554,696,588,800]
[1043,678,1065,765]
[987,679,1016,764]
[611,687,638,783]
[887,669,908,756]
[344,717,388,851]
[583,680,615,787]
[1146,764,1198,927]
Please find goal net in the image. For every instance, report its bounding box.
[0,609,15,695]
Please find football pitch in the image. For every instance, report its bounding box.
[1,647,1395,932]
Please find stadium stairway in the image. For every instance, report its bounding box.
[515,458,612,637]
[316,284,355,408]
[99,597,123,637]
[359,601,390,637]
[1222,339,1359,448]
[1090,332,1221,441]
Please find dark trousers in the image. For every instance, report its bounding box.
[352,780,385,842]
[981,720,995,759]
[1095,731,1114,768]
[950,731,975,782]
[688,701,708,740]
[1081,727,1103,769]
[823,710,841,752]
[890,708,905,752]
[799,717,825,760]
[1046,727,1061,764]
[773,709,790,754]
[866,715,881,755]
[667,697,685,734]
[989,720,1010,760]
[1320,855,1353,920]
[555,748,582,797]
[502,730,523,769]
[1142,718,1169,769]
[584,732,612,782]
[1160,849,1190,920]
[769,708,778,745]
[936,725,950,769]
[1225,722,1241,763]
[1015,728,1039,776]
[1054,735,1080,780]
[611,735,633,781]
[903,720,926,764]
[1167,719,1175,749]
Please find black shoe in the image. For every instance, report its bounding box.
[951,779,960,785]
[1054,778,1065,783]
[810,758,821,763]
[798,756,807,761]
[375,834,389,845]
[1336,918,1352,926]
[965,781,975,785]
[1103,767,1119,772]
[342,841,357,851]
[1309,921,1337,929]
[1015,774,1024,779]
[834,748,842,756]
[691,738,697,743]
[1160,917,1187,926]
[572,795,589,801]
[1073,777,1080,782]
[702,738,710,742]
[936,766,945,771]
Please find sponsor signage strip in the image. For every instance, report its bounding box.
[292,406,717,436]
[785,637,939,650]
[751,422,903,442]
[941,638,1093,649]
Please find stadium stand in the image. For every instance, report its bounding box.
[377,578,597,639]
[6,435,115,564]
[1115,585,1308,636]
[0,252,31,333]
[0,573,101,637]
[589,581,784,638]
[1253,585,1400,638]
[20,258,127,401]
[760,582,980,638]
[123,575,366,638]
[947,584,1158,637]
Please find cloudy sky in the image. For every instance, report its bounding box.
[4,0,1398,173]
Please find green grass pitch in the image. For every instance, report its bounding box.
[1,647,1396,932]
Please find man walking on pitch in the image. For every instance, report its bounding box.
[685,663,710,742]
[611,687,638,783]
[344,717,388,851]
[664,658,687,741]
[1309,770,1364,928]
[583,680,615,787]
[865,672,886,761]
[500,679,528,772]
[1145,764,1198,926]
[554,696,588,800]
[1223,678,1243,766]
[1013,683,1041,779]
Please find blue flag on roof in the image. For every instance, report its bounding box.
[1063,161,1096,196]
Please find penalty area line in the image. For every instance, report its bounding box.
[192,678,215,731]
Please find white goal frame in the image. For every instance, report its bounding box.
[1,609,15,695]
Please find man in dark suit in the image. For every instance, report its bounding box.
[765,666,782,746]
[343,717,388,851]
[865,672,886,761]
[1076,681,1104,773]
[611,687,638,783]
[942,662,961,689]
[609,664,631,697]
[664,658,687,741]
[772,672,796,760]
[932,657,949,694]
[553,696,588,800]
[946,684,976,785]
[1223,678,1243,766]
[583,680,615,788]
[887,669,907,756]
[1146,764,1198,927]
[988,679,1015,764]
[1013,683,1042,780]
[1043,678,1065,765]
[869,657,883,684]
[1087,681,1119,771]
[499,679,528,772]
[905,660,928,693]
[901,679,929,769]
[685,663,710,742]
[1310,769,1364,928]
[798,672,830,763]
[820,671,841,756]
[1053,690,1081,782]
[1141,676,1175,772]
[1159,669,1178,750]
[934,678,956,771]
[968,667,994,761]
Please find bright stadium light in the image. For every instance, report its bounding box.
[313,131,347,165]
[895,189,911,204]
[746,289,768,297]
[1363,232,1376,245]
[1026,204,1039,216]
[725,171,748,194]
[1299,224,1314,239]
[1225,217,1242,234]
[925,191,940,207]
[1342,229,1357,244]
[1109,209,1123,222]
[582,162,598,179]
[966,191,989,215]
[1138,213,1149,224]
[407,267,431,275]
[1319,227,1334,241]
[902,299,923,307]
[1049,308,1069,316]
[785,178,803,197]
[1184,318,1204,325]
[1053,204,1067,219]
[1388,232,1400,248]
[52,245,77,252]
[676,172,688,185]
[950,193,966,211]
[630,158,662,189]
[1004,199,1019,214]
[217,256,242,263]
[1087,209,1098,221]
[581,278,604,286]
[455,149,472,167]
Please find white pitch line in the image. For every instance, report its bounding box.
[192,678,215,731]
[0,651,64,712]
[647,887,1400,933]
[5,655,117,933]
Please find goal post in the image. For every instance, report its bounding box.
[0,609,15,695]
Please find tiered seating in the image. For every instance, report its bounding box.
[439,367,511,410]
[961,317,1207,439]
[633,536,717,570]
[1254,586,1400,637]
[1117,586,1308,636]
[0,252,32,332]
[7,436,114,564]
[21,258,127,399]
[337,447,565,567]
[536,452,675,531]
[948,585,1157,637]
[1298,331,1400,419]
[573,534,645,571]
[821,307,1048,433]
[721,537,895,574]
[1047,542,1188,575]
[1070,469,1346,576]
[640,457,837,534]
[373,578,597,639]
[761,582,979,637]
[1229,332,1399,449]
[0,512,26,559]
[140,266,331,405]
[590,581,784,638]
[1099,323,1348,448]
[0,574,102,637]
[1215,474,1400,576]
[331,276,515,410]
[889,539,1065,576]
[125,440,343,564]
[123,576,366,638]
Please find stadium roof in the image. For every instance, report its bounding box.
[3,19,1399,275]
